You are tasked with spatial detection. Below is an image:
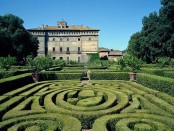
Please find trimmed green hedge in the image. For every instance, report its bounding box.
[0,73,33,95]
[0,70,30,79]
[92,113,174,131]
[1,80,174,130]
[90,72,129,80]
[65,64,85,67]
[136,73,174,96]
[141,64,157,68]
[60,70,85,73]
[88,66,107,69]
[48,67,62,71]
[139,68,165,76]
[0,71,14,79]
[40,72,83,80]
[164,71,174,79]
[63,67,83,70]
[0,113,81,131]
[139,68,174,76]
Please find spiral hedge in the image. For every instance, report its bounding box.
[0,80,174,130]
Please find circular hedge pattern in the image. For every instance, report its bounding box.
[0,80,174,130]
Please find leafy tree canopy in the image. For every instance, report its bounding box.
[127,0,174,63]
[0,14,38,64]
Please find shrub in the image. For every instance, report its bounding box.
[139,68,165,76]
[54,59,65,67]
[26,55,54,73]
[90,72,129,80]
[48,67,62,71]
[40,72,83,80]
[0,73,33,95]
[1,80,174,130]
[141,64,157,68]
[88,53,100,62]
[164,71,174,79]
[157,57,170,68]
[60,70,85,73]
[136,73,174,96]
[0,113,81,131]
[139,68,174,76]
[63,67,83,70]
[0,69,30,79]
[92,113,174,131]
[88,66,107,69]
[0,57,16,70]
[118,55,142,72]
[0,71,14,79]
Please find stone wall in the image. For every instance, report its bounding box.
[30,30,99,62]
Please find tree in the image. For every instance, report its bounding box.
[54,59,66,68]
[0,29,12,57]
[127,32,141,58]
[26,55,54,73]
[127,0,174,63]
[88,53,100,62]
[0,14,38,64]
[0,57,16,70]
[118,55,142,72]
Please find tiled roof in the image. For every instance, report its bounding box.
[28,25,99,31]
[98,48,110,52]
[108,51,123,56]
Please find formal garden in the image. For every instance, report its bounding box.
[1,1,174,130]
[0,55,174,131]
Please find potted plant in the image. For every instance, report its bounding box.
[26,55,53,82]
[118,55,142,81]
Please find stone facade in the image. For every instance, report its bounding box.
[28,20,99,63]
[98,47,123,61]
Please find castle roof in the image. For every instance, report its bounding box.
[108,51,123,56]
[98,47,110,52]
[28,25,99,31]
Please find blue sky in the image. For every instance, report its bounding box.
[0,0,161,51]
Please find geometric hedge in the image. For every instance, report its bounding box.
[0,80,174,130]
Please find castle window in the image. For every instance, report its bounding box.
[78,38,80,41]
[60,38,62,41]
[53,47,55,52]
[89,38,91,41]
[60,47,62,52]
[53,57,56,60]
[60,57,63,60]
[67,38,69,41]
[67,47,69,52]
[78,47,80,52]
[53,38,55,41]
[66,47,70,54]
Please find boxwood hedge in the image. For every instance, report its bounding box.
[136,73,174,96]
[0,73,33,95]
[90,72,129,80]
[164,71,174,79]
[40,72,83,80]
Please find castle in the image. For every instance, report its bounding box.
[28,20,99,63]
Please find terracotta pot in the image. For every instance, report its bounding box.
[32,72,39,82]
[129,72,136,81]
